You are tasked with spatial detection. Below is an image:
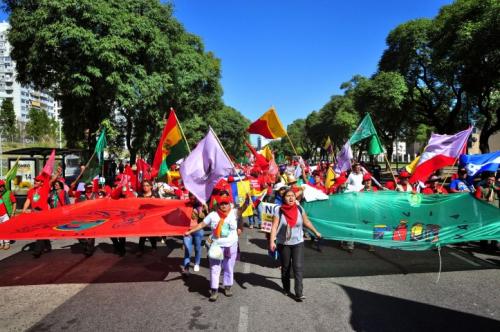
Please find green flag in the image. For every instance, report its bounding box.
[2,159,19,216]
[349,113,384,155]
[95,128,107,166]
[5,158,19,192]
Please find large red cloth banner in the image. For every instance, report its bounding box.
[0,198,193,240]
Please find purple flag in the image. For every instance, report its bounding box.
[334,141,353,174]
[179,129,234,203]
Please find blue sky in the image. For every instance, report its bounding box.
[170,0,453,126]
[1,1,452,126]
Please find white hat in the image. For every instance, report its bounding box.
[273,182,289,191]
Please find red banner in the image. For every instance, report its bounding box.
[0,198,193,240]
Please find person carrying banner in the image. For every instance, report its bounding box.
[346,163,364,192]
[269,189,322,301]
[184,192,250,302]
[137,180,161,257]
[109,177,136,256]
[181,193,208,275]
[0,180,16,250]
[449,167,474,193]
[475,174,499,208]
[76,182,98,256]
[422,175,448,195]
[23,175,52,258]
[360,174,378,192]
[395,171,413,192]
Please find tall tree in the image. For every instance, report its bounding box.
[378,19,467,134]
[0,98,16,139]
[25,108,57,141]
[4,0,223,155]
[352,71,409,158]
[432,0,500,152]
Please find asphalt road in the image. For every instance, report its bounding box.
[0,229,499,332]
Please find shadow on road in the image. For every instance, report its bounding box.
[341,285,500,331]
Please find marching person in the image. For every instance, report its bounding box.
[22,175,52,258]
[75,182,97,256]
[422,175,448,195]
[184,192,250,302]
[395,171,413,192]
[449,167,473,193]
[0,180,16,250]
[360,174,378,192]
[346,163,364,192]
[181,193,208,275]
[269,189,322,301]
[137,180,160,257]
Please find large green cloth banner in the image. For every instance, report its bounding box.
[303,192,500,250]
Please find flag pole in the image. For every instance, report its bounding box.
[171,107,191,153]
[383,153,398,185]
[440,127,471,188]
[71,150,96,187]
[286,133,299,156]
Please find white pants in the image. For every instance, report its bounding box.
[0,213,9,246]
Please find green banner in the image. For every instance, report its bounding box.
[303,192,500,250]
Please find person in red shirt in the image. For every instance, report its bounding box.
[361,174,378,192]
[23,175,52,258]
[309,173,326,193]
[329,175,347,194]
[109,178,136,256]
[0,180,16,250]
[395,171,414,192]
[422,175,448,195]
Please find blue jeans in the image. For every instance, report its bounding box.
[248,207,261,227]
[183,229,204,267]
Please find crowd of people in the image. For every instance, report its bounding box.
[0,156,498,302]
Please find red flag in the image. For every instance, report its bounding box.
[136,158,152,183]
[0,198,193,240]
[124,165,137,191]
[244,141,269,171]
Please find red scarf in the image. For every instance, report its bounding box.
[214,208,229,238]
[280,203,299,228]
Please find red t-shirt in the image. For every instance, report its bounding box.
[422,186,448,195]
[0,192,16,215]
[27,184,50,211]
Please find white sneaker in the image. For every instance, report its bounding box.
[194,264,200,272]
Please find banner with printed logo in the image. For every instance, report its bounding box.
[304,192,500,250]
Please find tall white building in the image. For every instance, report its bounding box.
[0,22,58,122]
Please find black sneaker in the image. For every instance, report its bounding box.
[209,289,218,302]
[224,286,233,297]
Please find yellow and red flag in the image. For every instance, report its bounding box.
[247,107,287,139]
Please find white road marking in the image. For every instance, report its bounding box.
[238,306,249,332]
[243,262,251,274]
[449,252,481,267]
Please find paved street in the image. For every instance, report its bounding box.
[0,229,499,332]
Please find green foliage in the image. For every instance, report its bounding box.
[25,108,58,141]
[432,0,500,152]
[0,98,16,138]
[5,0,224,156]
[352,71,408,155]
